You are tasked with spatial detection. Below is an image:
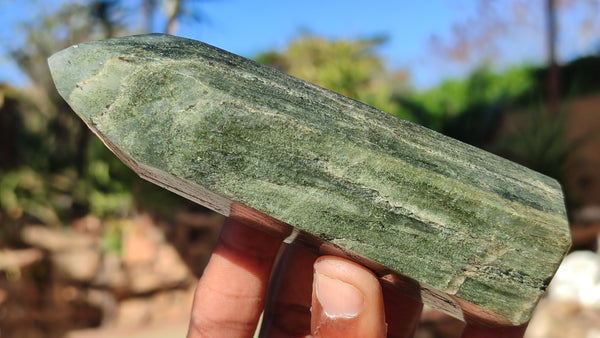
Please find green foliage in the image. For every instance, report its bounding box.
[528,56,600,102]
[101,219,126,253]
[400,66,537,134]
[2,0,600,237]
[0,2,200,245]
[399,63,598,212]
[0,167,61,225]
[491,106,596,208]
[255,33,411,119]
[256,34,598,214]
[0,155,134,227]
[493,109,570,178]
[0,81,134,221]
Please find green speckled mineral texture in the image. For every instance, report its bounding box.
[48,34,571,325]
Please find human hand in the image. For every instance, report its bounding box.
[186,218,529,337]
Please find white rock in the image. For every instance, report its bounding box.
[92,251,127,290]
[116,298,150,327]
[53,248,101,282]
[126,244,190,294]
[0,248,43,270]
[22,225,96,252]
[548,251,600,308]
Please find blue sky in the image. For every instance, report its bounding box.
[174,1,461,62]
[170,0,495,88]
[174,1,468,87]
[1,0,599,89]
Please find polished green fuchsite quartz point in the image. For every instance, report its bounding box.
[48,34,571,325]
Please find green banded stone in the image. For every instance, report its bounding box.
[48,34,570,325]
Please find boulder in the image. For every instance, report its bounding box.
[22,225,96,252]
[53,248,101,282]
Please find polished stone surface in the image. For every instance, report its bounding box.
[49,34,571,324]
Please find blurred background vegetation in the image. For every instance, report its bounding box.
[1,0,600,244]
[1,0,600,336]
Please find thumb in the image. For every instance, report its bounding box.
[311,256,386,338]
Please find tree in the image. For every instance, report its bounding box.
[0,0,211,227]
[546,0,559,117]
[428,0,600,117]
[256,33,411,118]
[158,0,209,34]
[10,1,127,174]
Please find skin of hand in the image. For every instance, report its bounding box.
[186,218,529,338]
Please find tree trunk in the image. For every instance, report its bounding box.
[546,0,560,117]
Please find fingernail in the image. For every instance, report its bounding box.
[314,269,365,319]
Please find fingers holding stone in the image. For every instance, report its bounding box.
[187,218,282,338]
[310,256,387,338]
[261,245,317,337]
[382,285,423,338]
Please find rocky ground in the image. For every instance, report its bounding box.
[0,211,222,338]
[2,211,600,337]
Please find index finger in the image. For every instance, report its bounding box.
[187,218,281,337]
